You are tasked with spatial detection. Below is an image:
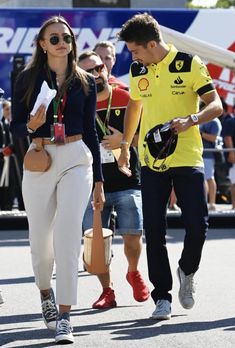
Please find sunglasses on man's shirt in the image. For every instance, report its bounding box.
[86,64,105,74]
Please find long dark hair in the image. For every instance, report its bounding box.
[23,15,89,106]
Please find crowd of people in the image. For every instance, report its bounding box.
[1,31,235,214]
[200,99,235,210]
[0,12,235,345]
[1,75,234,213]
[0,97,26,210]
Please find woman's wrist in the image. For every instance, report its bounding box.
[26,123,36,133]
[94,181,104,186]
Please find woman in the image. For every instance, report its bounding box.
[11,16,104,344]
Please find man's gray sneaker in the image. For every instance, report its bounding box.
[41,288,58,330]
[151,299,171,320]
[55,312,74,344]
[177,266,195,309]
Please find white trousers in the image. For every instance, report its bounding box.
[22,140,93,305]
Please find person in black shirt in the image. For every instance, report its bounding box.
[79,51,150,309]
[93,40,129,90]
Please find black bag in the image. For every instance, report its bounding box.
[143,121,178,172]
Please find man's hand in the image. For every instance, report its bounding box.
[101,126,122,150]
[117,146,132,177]
[171,116,193,134]
[27,104,47,132]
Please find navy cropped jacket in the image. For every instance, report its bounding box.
[11,68,103,182]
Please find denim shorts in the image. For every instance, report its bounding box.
[203,157,215,180]
[83,189,143,235]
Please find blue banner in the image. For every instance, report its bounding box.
[0,8,198,98]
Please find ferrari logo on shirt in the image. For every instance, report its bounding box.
[175,60,184,71]
[115,109,121,116]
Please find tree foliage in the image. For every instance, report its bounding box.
[216,0,235,7]
[186,0,235,8]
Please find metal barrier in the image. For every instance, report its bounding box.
[203,148,235,152]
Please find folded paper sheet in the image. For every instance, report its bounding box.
[30,80,57,116]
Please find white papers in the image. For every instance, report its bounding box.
[30,80,57,116]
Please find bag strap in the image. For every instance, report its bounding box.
[90,208,108,274]
[33,138,43,151]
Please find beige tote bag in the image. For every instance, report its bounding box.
[83,209,113,275]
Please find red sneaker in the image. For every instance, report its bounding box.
[92,288,117,309]
[126,271,150,302]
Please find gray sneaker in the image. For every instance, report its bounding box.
[177,266,195,309]
[55,312,74,344]
[151,299,171,320]
[41,288,58,330]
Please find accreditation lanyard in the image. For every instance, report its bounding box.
[96,88,113,136]
[48,68,67,123]
[53,92,67,124]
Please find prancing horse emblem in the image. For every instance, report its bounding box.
[175,60,184,71]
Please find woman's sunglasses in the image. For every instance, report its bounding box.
[86,64,105,74]
[48,34,73,46]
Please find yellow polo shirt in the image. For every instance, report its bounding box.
[129,44,215,168]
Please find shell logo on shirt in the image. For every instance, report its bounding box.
[138,78,149,91]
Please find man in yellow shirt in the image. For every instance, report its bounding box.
[117,13,223,320]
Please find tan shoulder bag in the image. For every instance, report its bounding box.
[24,138,52,172]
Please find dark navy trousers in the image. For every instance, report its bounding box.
[141,166,208,303]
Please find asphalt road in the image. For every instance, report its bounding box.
[0,228,235,347]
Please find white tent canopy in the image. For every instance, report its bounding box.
[161,25,235,70]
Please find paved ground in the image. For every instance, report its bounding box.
[0,228,235,347]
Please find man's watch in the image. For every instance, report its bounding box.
[26,125,35,134]
[190,114,199,125]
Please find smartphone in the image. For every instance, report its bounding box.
[118,166,132,177]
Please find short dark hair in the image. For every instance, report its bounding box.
[78,50,99,62]
[117,13,161,46]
